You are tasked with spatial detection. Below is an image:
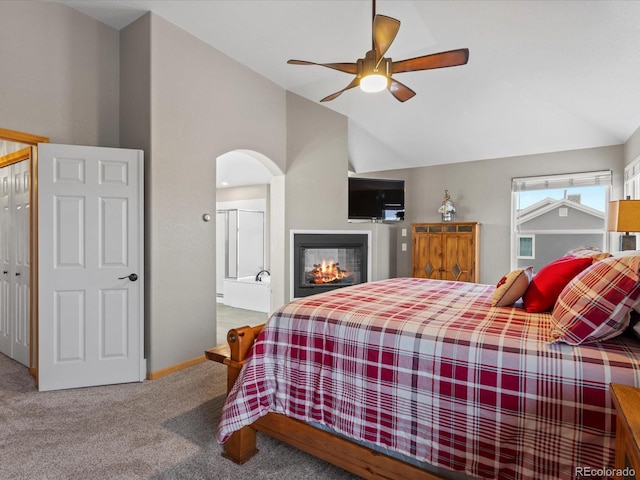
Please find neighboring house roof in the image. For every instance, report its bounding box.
[516,197,604,225]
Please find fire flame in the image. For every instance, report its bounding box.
[307,259,349,284]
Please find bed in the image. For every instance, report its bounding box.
[213,251,640,480]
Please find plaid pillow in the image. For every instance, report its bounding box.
[551,255,640,345]
[565,246,612,261]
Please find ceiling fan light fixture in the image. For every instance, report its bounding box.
[287,0,469,102]
[360,73,388,93]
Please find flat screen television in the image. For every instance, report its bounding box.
[348,177,405,222]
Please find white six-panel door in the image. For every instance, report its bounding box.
[38,144,144,391]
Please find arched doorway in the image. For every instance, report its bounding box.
[215,149,284,345]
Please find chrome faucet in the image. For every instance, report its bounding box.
[255,269,270,281]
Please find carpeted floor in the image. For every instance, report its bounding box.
[0,354,358,480]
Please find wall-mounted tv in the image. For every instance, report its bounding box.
[348,177,405,222]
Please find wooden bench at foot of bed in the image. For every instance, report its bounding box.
[205,324,448,480]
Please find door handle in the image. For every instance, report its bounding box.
[118,273,138,282]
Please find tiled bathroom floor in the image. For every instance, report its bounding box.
[216,304,269,346]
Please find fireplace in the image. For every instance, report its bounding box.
[292,231,370,298]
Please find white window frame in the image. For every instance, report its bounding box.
[625,156,640,200]
[511,170,611,269]
[517,234,535,259]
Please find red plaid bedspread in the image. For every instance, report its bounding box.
[216,277,640,479]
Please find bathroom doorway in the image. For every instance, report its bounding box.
[215,150,284,346]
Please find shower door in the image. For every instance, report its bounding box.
[217,209,265,280]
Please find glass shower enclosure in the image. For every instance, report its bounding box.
[216,209,265,282]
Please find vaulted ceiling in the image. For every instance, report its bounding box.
[56,0,640,174]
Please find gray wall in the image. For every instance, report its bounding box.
[285,92,349,231]
[284,92,397,295]
[382,145,625,284]
[217,185,269,203]
[284,91,347,296]
[123,13,288,372]
[516,234,604,272]
[516,206,605,271]
[0,1,120,146]
[624,125,640,166]
[521,207,603,230]
[120,13,152,363]
[0,3,290,374]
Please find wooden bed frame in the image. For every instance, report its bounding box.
[206,324,449,480]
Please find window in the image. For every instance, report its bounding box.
[625,157,640,200]
[511,170,611,272]
[517,235,535,259]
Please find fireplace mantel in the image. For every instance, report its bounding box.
[290,230,372,300]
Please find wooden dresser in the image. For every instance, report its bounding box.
[412,222,480,283]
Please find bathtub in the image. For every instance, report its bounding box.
[223,276,270,313]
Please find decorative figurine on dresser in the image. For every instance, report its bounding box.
[438,189,456,222]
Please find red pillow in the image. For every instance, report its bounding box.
[522,256,593,312]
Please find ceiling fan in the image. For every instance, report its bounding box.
[287,0,469,103]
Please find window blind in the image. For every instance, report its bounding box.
[512,170,611,192]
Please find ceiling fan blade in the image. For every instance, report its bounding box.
[287,59,358,75]
[373,14,400,62]
[320,77,360,102]
[388,78,416,102]
[392,48,469,74]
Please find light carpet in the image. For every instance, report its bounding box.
[0,354,358,479]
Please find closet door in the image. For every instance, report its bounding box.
[11,159,30,365]
[0,158,30,366]
[0,165,11,355]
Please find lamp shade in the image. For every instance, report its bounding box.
[608,200,640,233]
